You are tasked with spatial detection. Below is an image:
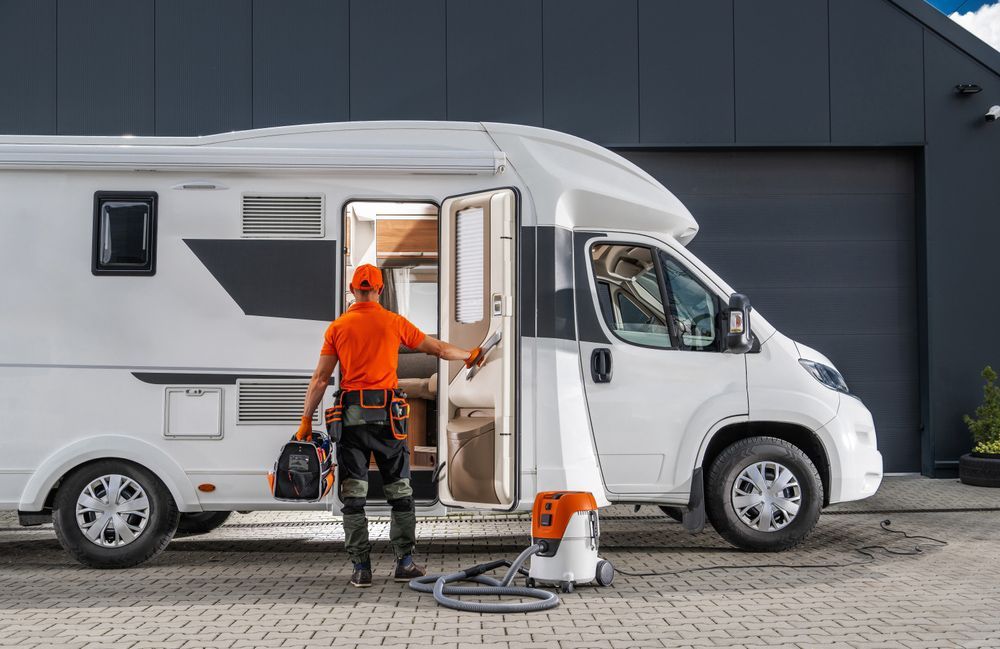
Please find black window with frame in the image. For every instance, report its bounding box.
[92,192,157,275]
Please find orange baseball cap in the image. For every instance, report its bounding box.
[351,264,383,291]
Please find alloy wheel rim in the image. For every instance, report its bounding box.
[75,474,151,547]
[730,461,801,532]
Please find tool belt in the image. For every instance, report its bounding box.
[325,388,409,442]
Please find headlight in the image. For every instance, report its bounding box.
[799,359,850,395]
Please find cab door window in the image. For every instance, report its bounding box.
[659,252,720,351]
[590,243,673,349]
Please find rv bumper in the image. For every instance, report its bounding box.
[821,394,883,504]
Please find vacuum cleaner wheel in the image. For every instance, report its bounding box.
[595,559,615,587]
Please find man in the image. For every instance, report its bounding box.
[296,264,482,588]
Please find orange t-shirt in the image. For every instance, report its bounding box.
[320,301,426,391]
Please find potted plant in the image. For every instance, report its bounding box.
[960,366,1000,487]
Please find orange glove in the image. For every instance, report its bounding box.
[295,415,313,441]
[464,347,486,369]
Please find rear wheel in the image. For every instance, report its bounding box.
[705,436,822,552]
[52,460,179,568]
[176,511,232,536]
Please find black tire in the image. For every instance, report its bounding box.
[559,580,574,593]
[658,506,685,523]
[524,577,536,588]
[959,453,1000,487]
[176,511,232,535]
[705,436,822,552]
[52,460,179,569]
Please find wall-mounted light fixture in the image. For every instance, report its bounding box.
[956,83,983,95]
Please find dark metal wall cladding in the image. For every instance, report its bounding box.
[252,0,349,128]
[57,0,154,136]
[734,0,830,143]
[624,150,920,472]
[639,0,734,144]
[349,0,446,121]
[543,0,638,144]
[0,0,55,134]
[155,0,252,136]
[447,0,543,125]
[922,32,1000,475]
[830,0,924,143]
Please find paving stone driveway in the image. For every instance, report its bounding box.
[1,477,999,649]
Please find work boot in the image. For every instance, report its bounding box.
[393,555,426,582]
[350,562,373,588]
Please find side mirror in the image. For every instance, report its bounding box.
[726,293,753,353]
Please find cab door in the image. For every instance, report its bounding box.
[437,189,518,509]
[578,231,748,495]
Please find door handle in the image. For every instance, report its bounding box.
[590,348,613,383]
[466,329,502,381]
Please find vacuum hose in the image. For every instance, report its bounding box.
[408,542,559,613]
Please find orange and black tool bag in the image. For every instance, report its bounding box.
[267,431,335,502]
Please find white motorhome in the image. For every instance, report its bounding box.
[0,122,882,567]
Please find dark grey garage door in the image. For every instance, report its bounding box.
[622,150,919,473]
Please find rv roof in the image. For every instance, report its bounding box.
[0,121,699,245]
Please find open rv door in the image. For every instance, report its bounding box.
[437,189,518,510]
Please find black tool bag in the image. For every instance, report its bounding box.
[267,434,334,502]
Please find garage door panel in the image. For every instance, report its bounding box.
[869,424,920,472]
[625,150,915,196]
[798,334,919,383]
[625,149,920,472]
[746,287,916,336]
[678,194,914,243]
[695,240,915,289]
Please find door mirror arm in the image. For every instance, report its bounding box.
[725,293,753,354]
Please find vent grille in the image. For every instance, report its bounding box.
[237,379,321,426]
[241,194,324,238]
[455,206,485,324]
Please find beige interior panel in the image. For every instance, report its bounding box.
[446,416,499,504]
[438,189,517,510]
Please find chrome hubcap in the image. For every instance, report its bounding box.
[75,474,150,547]
[731,461,801,532]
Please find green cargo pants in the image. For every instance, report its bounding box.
[337,419,415,564]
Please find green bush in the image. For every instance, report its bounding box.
[964,366,1000,455]
[976,440,1000,455]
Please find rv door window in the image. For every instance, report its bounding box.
[92,192,157,275]
[590,243,673,349]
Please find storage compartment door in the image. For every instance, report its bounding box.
[437,189,518,509]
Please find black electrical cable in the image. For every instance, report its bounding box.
[615,520,947,578]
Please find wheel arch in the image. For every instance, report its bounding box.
[699,421,832,507]
[18,435,202,513]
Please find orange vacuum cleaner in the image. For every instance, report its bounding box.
[409,490,615,612]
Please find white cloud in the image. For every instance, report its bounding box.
[951,2,1000,52]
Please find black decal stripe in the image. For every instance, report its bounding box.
[535,226,576,341]
[519,225,536,338]
[185,239,339,321]
[574,230,611,344]
[133,372,310,385]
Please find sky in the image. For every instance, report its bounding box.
[926,0,1000,51]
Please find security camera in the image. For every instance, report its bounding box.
[987,105,1000,122]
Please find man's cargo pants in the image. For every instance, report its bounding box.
[336,420,416,564]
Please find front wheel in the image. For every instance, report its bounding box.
[705,436,822,552]
[52,460,179,568]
